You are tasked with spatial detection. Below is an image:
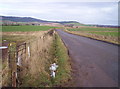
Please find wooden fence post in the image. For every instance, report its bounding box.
[8,42,17,87]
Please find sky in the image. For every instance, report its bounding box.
[0,0,119,25]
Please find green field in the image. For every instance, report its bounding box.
[68,27,118,31]
[2,26,58,32]
[66,27,119,44]
[67,27,119,37]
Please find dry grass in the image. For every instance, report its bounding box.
[19,31,71,87]
[1,60,11,87]
[19,31,54,87]
[2,31,47,36]
[2,31,48,45]
[2,30,53,87]
[2,30,71,87]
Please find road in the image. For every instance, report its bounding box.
[56,29,119,87]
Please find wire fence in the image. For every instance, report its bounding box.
[6,29,55,87]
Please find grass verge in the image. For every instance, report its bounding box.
[50,33,71,86]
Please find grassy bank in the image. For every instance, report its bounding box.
[66,27,119,45]
[50,33,71,86]
[19,31,71,87]
[19,31,53,87]
[2,30,52,87]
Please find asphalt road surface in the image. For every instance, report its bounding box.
[56,29,119,87]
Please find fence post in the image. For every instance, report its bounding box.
[27,44,30,58]
[8,42,17,87]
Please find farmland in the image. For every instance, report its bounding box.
[2,25,59,32]
[68,27,118,32]
[89,32,118,37]
[2,25,59,42]
[66,27,119,44]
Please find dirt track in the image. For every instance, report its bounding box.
[56,29,119,87]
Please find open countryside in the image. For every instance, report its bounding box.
[0,0,119,88]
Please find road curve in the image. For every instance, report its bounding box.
[56,29,119,87]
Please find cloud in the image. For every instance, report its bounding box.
[0,1,118,25]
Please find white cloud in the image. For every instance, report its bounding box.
[0,0,118,25]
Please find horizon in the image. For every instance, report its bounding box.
[1,15,119,26]
[1,0,118,26]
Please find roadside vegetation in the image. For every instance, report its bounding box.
[20,31,53,87]
[66,27,119,45]
[2,25,71,87]
[2,31,48,87]
[50,33,71,86]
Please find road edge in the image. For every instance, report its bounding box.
[55,30,75,87]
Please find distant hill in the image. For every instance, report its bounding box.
[1,16,81,25]
[1,16,118,27]
[1,16,49,23]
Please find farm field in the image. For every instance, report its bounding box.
[89,32,118,37]
[2,31,46,43]
[2,25,59,43]
[66,27,119,44]
[2,25,59,32]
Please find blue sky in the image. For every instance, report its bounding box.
[0,0,119,25]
